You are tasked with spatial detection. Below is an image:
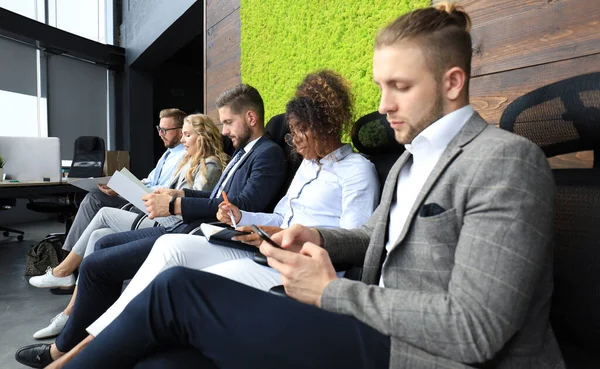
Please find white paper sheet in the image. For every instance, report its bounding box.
[107,169,182,229]
[67,177,111,192]
[107,170,150,213]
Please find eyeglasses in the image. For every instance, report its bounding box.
[156,126,181,135]
[284,133,294,147]
[284,131,306,147]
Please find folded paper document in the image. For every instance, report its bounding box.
[107,168,182,229]
[68,177,111,192]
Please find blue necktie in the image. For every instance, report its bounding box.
[210,148,246,199]
[153,150,170,186]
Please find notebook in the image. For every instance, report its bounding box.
[199,223,253,250]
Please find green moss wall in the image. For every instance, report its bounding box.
[240,0,429,124]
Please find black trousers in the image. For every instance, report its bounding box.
[55,226,167,352]
[63,267,391,369]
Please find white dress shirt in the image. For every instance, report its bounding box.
[239,144,380,229]
[380,105,475,287]
[216,137,260,194]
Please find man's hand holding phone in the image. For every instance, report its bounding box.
[256,224,337,307]
[232,225,282,246]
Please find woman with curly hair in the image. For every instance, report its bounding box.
[80,70,380,342]
[27,113,227,339]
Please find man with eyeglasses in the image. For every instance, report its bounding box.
[58,108,186,258]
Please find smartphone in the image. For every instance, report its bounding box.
[251,224,282,249]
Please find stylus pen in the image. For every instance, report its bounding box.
[221,191,238,228]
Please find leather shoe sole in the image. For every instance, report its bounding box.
[15,343,53,368]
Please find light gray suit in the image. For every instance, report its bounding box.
[319,113,565,368]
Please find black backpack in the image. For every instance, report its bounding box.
[24,235,67,276]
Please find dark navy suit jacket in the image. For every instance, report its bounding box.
[179,134,287,223]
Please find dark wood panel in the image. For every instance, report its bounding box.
[456,0,559,27]
[469,0,600,76]
[207,13,241,68]
[548,151,593,169]
[206,0,240,29]
[470,53,600,125]
[206,6,241,123]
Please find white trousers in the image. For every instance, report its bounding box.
[71,207,156,257]
[87,233,283,337]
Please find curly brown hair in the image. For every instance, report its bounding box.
[293,70,354,142]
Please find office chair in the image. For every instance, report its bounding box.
[499,72,600,368]
[0,198,24,241]
[267,111,405,297]
[27,136,106,235]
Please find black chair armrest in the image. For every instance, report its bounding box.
[121,202,135,211]
[130,213,148,230]
[268,285,289,298]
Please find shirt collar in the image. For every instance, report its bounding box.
[167,143,185,154]
[405,105,474,154]
[240,136,261,154]
[318,144,353,167]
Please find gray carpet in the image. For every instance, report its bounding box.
[0,220,71,369]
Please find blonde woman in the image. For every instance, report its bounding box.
[27,114,228,339]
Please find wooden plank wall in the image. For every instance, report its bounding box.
[460,0,600,167]
[204,0,600,165]
[205,0,241,124]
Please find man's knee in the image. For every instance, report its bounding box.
[94,232,121,251]
[154,267,214,290]
[81,192,106,211]
[152,234,190,257]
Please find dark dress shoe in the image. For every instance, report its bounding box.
[15,343,53,368]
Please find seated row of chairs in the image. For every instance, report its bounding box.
[498,72,600,368]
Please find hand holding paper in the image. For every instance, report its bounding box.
[98,184,118,196]
[107,168,182,229]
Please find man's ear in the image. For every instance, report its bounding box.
[246,110,258,127]
[443,66,467,101]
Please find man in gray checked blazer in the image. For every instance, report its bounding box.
[49,4,566,369]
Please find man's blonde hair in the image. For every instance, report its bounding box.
[375,1,472,87]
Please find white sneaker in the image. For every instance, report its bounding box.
[33,312,69,339]
[29,267,75,288]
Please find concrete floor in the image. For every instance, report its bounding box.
[0,220,71,369]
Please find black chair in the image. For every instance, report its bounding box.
[264,113,302,209]
[499,72,600,368]
[27,136,106,235]
[0,198,24,241]
[352,111,405,187]
[267,111,405,297]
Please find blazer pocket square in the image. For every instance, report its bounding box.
[419,203,446,217]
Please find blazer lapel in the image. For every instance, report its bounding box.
[361,150,412,284]
[222,135,269,192]
[388,113,489,251]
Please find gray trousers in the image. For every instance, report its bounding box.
[62,191,128,252]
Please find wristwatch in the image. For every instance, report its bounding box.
[168,196,177,215]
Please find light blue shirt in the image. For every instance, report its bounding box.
[143,144,186,190]
[239,144,380,230]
